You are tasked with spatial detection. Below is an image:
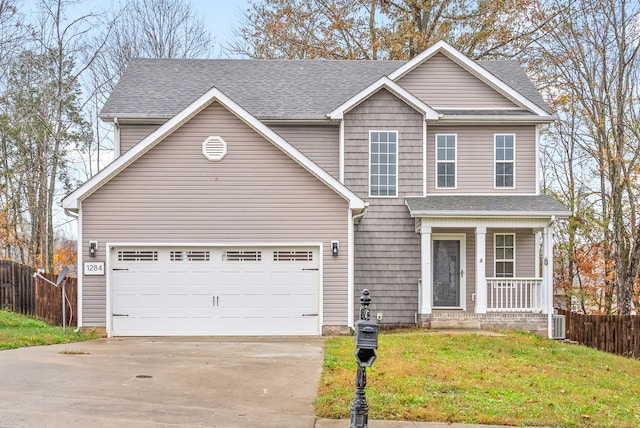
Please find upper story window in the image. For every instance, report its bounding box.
[495,233,515,277]
[369,131,398,197]
[436,134,456,188]
[495,134,515,188]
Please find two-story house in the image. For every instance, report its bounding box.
[62,41,570,338]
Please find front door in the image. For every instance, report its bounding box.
[432,236,465,308]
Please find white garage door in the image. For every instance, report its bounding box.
[110,246,320,336]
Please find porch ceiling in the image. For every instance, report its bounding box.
[406,195,571,218]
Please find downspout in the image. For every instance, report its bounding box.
[62,207,81,333]
[63,208,78,220]
[547,215,556,338]
[352,210,366,224]
[113,116,121,158]
[339,119,345,183]
[349,205,368,329]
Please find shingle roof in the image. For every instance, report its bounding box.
[100,57,550,121]
[405,195,570,217]
[478,60,548,114]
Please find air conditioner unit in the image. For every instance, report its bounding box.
[552,314,566,340]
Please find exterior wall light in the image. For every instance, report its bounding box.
[89,241,98,258]
[331,241,339,257]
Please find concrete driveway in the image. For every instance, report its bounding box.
[0,337,324,428]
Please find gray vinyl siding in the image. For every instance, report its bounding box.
[119,124,160,154]
[344,88,423,324]
[270,125,340,179]
[81,101,350,327]
[427,125,537,194]
[398,53,519,109]
[485,230,536,277]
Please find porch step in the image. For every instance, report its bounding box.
[429,318,481,330]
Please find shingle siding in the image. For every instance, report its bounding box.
[345,89,423,324]
[81,102,350,327]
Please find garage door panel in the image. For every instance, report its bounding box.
[111,246,319,336]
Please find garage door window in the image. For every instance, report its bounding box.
[170,250,210,262]
[118,250,158,262]
[273,250,313,262]
[223,250,262,262]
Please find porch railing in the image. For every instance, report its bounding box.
[486,278,543,312]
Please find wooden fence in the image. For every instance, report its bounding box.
[0,260,35,316]
[35,273,78,327]
[0,260,77,327]
[558,309,640,359]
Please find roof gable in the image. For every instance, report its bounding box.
[398,52,519,110]
[328,76,440,120]
[63,88,366,211]
[389,41,551,117]
[100,41,551,123]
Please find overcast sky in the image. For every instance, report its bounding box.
[191,0,249,55]
[21,0,250,58]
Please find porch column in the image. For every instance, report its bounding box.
[534,231,542,277]
[543,224,555,338]
[475,227,487,313]
[420,223,432,314]
[542,225,554,315]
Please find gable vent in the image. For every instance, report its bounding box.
[202,136,227,161]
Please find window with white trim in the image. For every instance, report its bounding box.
[495,233,515,277]
[369,131,398,197]
[495,134,515,188]
[436,134,456,188]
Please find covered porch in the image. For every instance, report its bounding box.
[406,195,571,337]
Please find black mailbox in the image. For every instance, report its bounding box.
[355,347,376,367]
[354,319,379,350]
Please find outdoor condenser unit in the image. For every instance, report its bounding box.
[552,314,566,340]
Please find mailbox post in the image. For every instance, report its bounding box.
[351,289,379,428]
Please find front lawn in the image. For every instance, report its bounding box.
[316,330,640,427]
[0,310,96,351]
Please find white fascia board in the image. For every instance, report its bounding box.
[407,210,571,218]
[388,40,550,117]
[329,76,440,120]
[63,86,366,211]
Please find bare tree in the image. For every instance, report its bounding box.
[0,0,98,271]
[90,0,213,97]
[0,0,25,84]
[82,0,214,178]
[229,0,556,60]
[540,0,640,314]
[228,0,380,59]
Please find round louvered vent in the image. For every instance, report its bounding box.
[202,136,227,161]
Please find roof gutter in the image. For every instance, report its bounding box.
[407,210,571,218]
[436,115,556,124]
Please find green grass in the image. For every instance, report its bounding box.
[0,310,97,351]
[316,330,640,427]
